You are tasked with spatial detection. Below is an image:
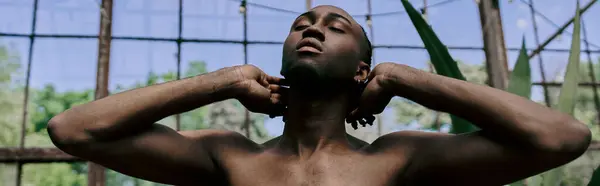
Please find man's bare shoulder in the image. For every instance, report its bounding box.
[368,130,453,153]
[178,129,261,153]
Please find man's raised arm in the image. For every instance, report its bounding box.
[361,63,591,186]
[47,65,284,185]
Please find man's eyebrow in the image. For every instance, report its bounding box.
[325,12,353,26]
[295,11,353,26]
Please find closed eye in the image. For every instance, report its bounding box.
[294,25,309,31]
[329,27,345,33]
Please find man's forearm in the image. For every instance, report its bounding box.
[386,64,590,150]
[50,67,240,140]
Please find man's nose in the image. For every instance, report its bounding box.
[302,25,325,42]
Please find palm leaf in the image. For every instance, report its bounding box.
[400,0,476,133]
[507,38,535,186]
[541,3,581,185]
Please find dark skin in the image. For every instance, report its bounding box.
[47,5,591,186]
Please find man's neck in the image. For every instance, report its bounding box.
[276,82,356,158]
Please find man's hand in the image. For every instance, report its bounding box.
[232,65,288,118]
[347,62,397,129]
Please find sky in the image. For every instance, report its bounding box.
[0,0,599,136]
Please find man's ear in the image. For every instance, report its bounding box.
[356,61,371,81]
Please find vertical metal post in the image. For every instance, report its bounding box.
[582,20,600,125]
[89,0,112,185]
[241,0,251,138]
[16,0,39,185]
[306,0,312,11]
[527,0,551,107]
[365,0,381,136]
[477,0,509,90]
[175,0,183,131]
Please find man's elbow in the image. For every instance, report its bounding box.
[536,118,591,159]
[47,114,93,154]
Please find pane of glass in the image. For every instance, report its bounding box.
[0,37,29,148]
[26,38,98,148]
[582,2,600,49]
[499,0,537,49]
[36,0,100,35]
[179,43,245,133]
[247,3,297,42]
[448,50,487,85]
[428,0,483,47]
[313,0,367,15]
[371,13,423,46]
[22,163,87,186]
[248,0,305,13]
[182,0,243,40]
[0,163,17,186]
[0,0,34,34]
[113,0,178,38]
[247,44,283,142]
[373,48,429,69]
[110,40,178,129]
[375,49,448,135]
[182,43,248,135]
[25,38,98,147]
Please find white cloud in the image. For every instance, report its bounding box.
[517,18,528,30]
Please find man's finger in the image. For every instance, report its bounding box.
[266,75,285,85]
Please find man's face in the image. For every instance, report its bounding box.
[281,5,366,85]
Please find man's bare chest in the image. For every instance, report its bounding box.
[220,151,407,186]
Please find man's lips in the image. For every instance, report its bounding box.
[296,38,323,54]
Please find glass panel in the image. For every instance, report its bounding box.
[247,44,283,142]
[179,43,244,133]
[582,2,600,49]
[182,0,243,40]
[313,0,367,15]
[22,163,87,186]
[448,50,487,85]
[373,48,429,69]
[26,38,97,148]
[371,13,423,46]
[247,3,297,42]
[428,0,483,47]
[375,49,447,135]
[0,0,34,34]
[248,0,305,13]
[113,0,178,38]
[0,163,17,186]
[0,38,29,148]
[499,0,537,49]
[110,40,178,129]
[36,0,100,35]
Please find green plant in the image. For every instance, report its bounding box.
[400,0,476,134]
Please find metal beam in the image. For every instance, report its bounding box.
[477,0,509,90]
[528,0,597,59]
[533,82,600,87]
[0,148,81,163]
[89,0,113,185]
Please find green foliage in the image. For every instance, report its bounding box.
[541,4,581,185]
[401,0,476,134]
[589,167,600,186]
[507,38,534,186]
[506,38,532,99]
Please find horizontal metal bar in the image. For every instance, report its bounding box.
[2,32,599,53]
[0,148,81,163]
[533,82,600,87]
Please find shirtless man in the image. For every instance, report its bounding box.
[47,5,591,186]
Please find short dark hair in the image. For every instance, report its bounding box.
[359,26,373,66]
